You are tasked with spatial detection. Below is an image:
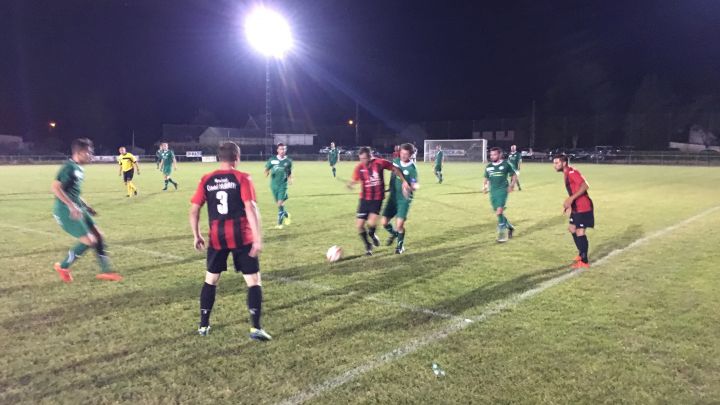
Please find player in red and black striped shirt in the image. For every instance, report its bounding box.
[189,142,271,341]
[347,147,410,255]
[553,154,594,269]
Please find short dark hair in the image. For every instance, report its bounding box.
[277,143,286,148]
[358,146,372,157]
[218,142,241,162]
[400,143,416,154]
[71,138,93,153]
[553,153,569,163]
[489,147,502,154]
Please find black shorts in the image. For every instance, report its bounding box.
[356,199,383,219]
[570,210,594,229]
[123,169,134,182]
[206,244,260,275]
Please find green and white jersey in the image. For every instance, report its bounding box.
[507,151,522,169]
[434,150,444,168]
[55,159,84,206]
[159,149,175,168]
[484,160,516,192]
[265,155,293,188]
[390,158,418,201]
[328,148,339,164]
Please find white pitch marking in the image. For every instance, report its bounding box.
[277,205,720,405]
[0,223,185,260]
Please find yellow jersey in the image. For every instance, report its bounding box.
[118,153,137,172]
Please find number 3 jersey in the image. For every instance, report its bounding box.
[191,169,257,249]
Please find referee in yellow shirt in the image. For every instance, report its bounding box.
[118,146,140,197]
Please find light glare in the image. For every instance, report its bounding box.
[245,7,292,58]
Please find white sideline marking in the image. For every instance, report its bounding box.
[0,223,185,261]
[1,222,463,322]
[277,205,720,405]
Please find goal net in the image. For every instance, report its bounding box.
[423,139,488,163]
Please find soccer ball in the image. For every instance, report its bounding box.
[326,245,342,262]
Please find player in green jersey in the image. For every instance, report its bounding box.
[158,142,178,190]
[434,146,444,183]
[264,143,293,229]
[483,147,518,243]
[328,141,340,178]
[382,143,419,254]
[51,138,122,282]
[507,144,522,191]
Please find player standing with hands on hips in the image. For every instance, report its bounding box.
[189,142,271,341]
[553,154,594,269]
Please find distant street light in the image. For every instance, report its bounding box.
[348,119,354,126]
[49,121,57,129]
[245,7,293,154]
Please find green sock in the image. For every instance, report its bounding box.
[61,243,89,268]
[384,224,397,236]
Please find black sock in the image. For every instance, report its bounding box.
[368,226,377,238]
[577,235,589,263]
[571,232,581,253]
[91,230,111,273]
[247,285,262,329]
[200,282,217,327]
[164,180,168,188]
[359,231,371,249]
[170,179,177,186]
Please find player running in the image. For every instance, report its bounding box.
[52,138,122,282]
[264,143,293,229]
[483,147,518,243]
[434,145,444,183]
[158,142,178,191]
[553,154,594,269]
[347,147,411,256]
[328,141,340,178]
[189,142,271,341]
[118,146,140,197]
[382,143,419,254]
[507,144,522,191]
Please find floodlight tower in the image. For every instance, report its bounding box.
[245,7,293,155]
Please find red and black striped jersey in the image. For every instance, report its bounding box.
[563,166,593,213]
[352,158,394,200]
[191,169,257,249]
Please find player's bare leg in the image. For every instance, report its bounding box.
[244,272,271,341]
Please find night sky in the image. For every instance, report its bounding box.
[2,0,720,146]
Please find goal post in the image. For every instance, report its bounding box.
[423,138,488,163]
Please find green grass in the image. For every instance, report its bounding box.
[1,161,719,404]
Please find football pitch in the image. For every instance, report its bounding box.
[1,161,720,404]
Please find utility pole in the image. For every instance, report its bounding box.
[530,100,536,149]
[354,101,360,146]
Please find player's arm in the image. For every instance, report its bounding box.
[563,178,589,212]
[51,180,83,219]
[482,170,489,193]
[389,164,412,197]
[118,159,122,176]
[173,153,177,170]
[133,156,140,175]
[239,176,262,257]
[508,173,518,193]
[347,165,361,189]
[79,197,97,216]
[189,203,205,250]
[287,161,293,185]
